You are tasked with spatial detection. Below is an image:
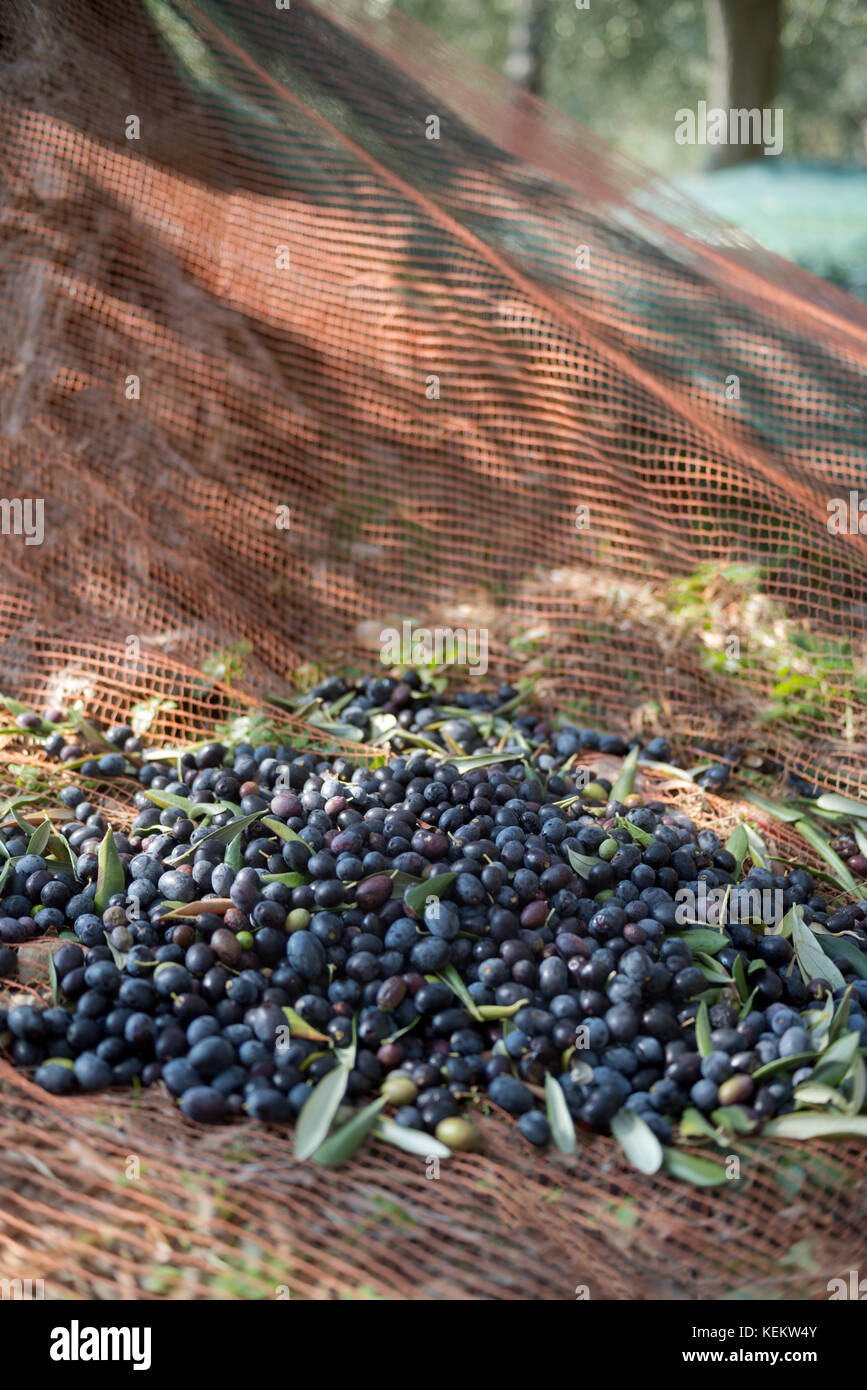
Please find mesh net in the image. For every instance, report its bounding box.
[1,0,866,1299]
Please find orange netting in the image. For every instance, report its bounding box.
[1,0,866,1299]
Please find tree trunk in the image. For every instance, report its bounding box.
[505,0,549,96]
[704,0,783,169]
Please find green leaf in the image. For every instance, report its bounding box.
[810,1031,860,1088]
[792,1082,848,1110]
[27,818,53,857]
[615,814,653,848]
[695,999,713,1058]
[678,1107,719,1141]
[262,871,306,888]
[225,829,244,873]
[820,932,867,981]
[168,811,265,863]
[731,951,750,1003]
[674,929,727,955]
[711,1106,756,1134]
[448,752,513,773]
[544,1074,576,1156]
[144,789,194,811]
[610,745,640,802]
[282,1006,329,1043]
[475,999,530,1021]
[725,824,748,874]
[48,946,60,1006]
[404,872,455,918]
[94,830,125,915]
[433,964,482,1020]
[565,847,602,878]
[744,825,771,871]
[752,1051,821,1083]
[294,1064,351,1160]
[829,988,852,1044]
[261,816,306,844]
[761,1113,867,1141]
[662,1148,729,1185]
[45,826,78,876]
[610,1109,663,1174]
[312,1096,387,1166]
[103,931,128,970]
[375,1117,451,1159]
[815,792,867,820]
[793,819,862,899]
[847,1054,866,1115]
[739,790,801,823]
[789,907,846,991]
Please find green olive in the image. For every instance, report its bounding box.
[236,930,254,950]
[381,1074,418,1107]
[598,837,619,860]
[435,1117,482,1151]
[286,908,310,933]
[582,781,609,803]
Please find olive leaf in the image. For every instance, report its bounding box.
[731,952,750,1003]
[788,907,846,992]
[294,1064,351,1160]
[828,988,852,1044]
[375,1117,451,1158]
[725,824,748,874]
[793,1082,848,1110]
[610,744,640,802]
[282,1005,329,1043]
[565,847,602,878]
[168,811,265,863]
[678,1107,719,1141]
[752,1051,819,1083]
[312,1096,387,1167]
[262,816,306,844]
[662,1148,729,1185]
[674,930,727,955]
[94,829,125,915]
[27,818,53,858]
[47,947,60,1006]
[448,752,513,773]
[433,964,482,1021]
[761,1113,867,1141]
[793,819,862,898]
[161,899,233,919]
[144,789,194,811]
[846,1055,866,1115]
[820,932,867,981]
[404,872,455,918]
[815,792,867,819]
[610,1109,663,1175]
[744,825,771,870]
[476,998,530,1021]
[262,871,306,888]
[694,999,713,1058]
[711,1106,757,1135]
[103,931,128,970]
[614,814,653,848]
[225,829,245,873]
[739,789,801,823]
[544,1074,576,1156]
[809,1030,860,1088]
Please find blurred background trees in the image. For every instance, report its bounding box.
[391,0,867,296]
